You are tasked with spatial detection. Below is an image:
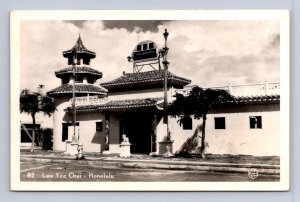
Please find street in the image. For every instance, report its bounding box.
[20,161,279,182]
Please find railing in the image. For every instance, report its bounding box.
[175,82,280,97]
[70,96,109,106]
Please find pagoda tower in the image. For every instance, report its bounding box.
[48,35,107,151]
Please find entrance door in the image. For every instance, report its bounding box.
[120,114,151,154]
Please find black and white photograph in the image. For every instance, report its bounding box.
[10,10,290,191]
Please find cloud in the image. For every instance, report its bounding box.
[102,20,170,32]
[20,20,280,92]
[198,54,279,86]
[64,20,87,29]
[269,34,280,48]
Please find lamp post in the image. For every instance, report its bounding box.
[72,48,77,142]
[162,29,171,141]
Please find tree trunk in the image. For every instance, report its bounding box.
[200,115,207,159]
[31,113,36,152]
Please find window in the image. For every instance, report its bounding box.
[68,58,73,65]
[83,58,90,65]
[250,116,262,129]
[21,124,41,143]
[75,75,83,83]
[149,42,154,49]
[214,117,226,129]
[62,77,69,84]
[77,57,81,65]
[87,77,94,84]
[62,122,79,142]
[182,117,192,130]
[62,123,70,141]
[142,43,148,50]
[96,121,103,132]
[137,45,142,51]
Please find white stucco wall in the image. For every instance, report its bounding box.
[156,104,280,156]
[156,116,201,154]
[52,96,72,151]
[74,112,106,153]
[54,108,123,153]
[205,109,280,156]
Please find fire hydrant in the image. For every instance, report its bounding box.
[77,141,84,159]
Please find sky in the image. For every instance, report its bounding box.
[20,20,280,92]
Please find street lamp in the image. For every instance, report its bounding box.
[127,55,138,73]
[72,48,78,142]
[162,29,171,141]
[163,29,169,69]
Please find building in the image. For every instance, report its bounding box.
[47,35,280,156]
[47,36,107,151]
[175,83,280,156]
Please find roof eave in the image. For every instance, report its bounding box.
[62,50,96,58]
[55,72,102,78]
[101,78,191,91]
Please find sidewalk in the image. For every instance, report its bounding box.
[20,150,280,176]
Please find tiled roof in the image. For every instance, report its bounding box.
[63,36,96,57]
[47,84,107,96]
[101,70,191,92]
[64,94,279,112]
[66,97,163,112]
[55,66,102,78]
[233,94,280,104]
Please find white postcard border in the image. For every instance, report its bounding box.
[10,10,290,191]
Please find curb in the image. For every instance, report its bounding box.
[21,156,280,176]
[20,154,280,169]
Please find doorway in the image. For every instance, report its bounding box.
[119,113,152,154]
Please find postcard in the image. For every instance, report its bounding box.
[11,10,290,191]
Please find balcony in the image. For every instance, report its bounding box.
[70,96,109,106]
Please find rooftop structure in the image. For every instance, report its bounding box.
[62,35,96,66]
[55,66,102,79]
[47,83,107,96]
[101,69,191,92]
[48,36,106,97]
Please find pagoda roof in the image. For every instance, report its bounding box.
[101,70,191,92]
[65,97,163,112]
[55,66,102,78]
[63,36,96,58]
[47,84,107,96]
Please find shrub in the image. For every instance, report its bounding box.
[38,128,53,150]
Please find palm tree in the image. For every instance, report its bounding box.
[168,86,236,159]
[20,85,56,152]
